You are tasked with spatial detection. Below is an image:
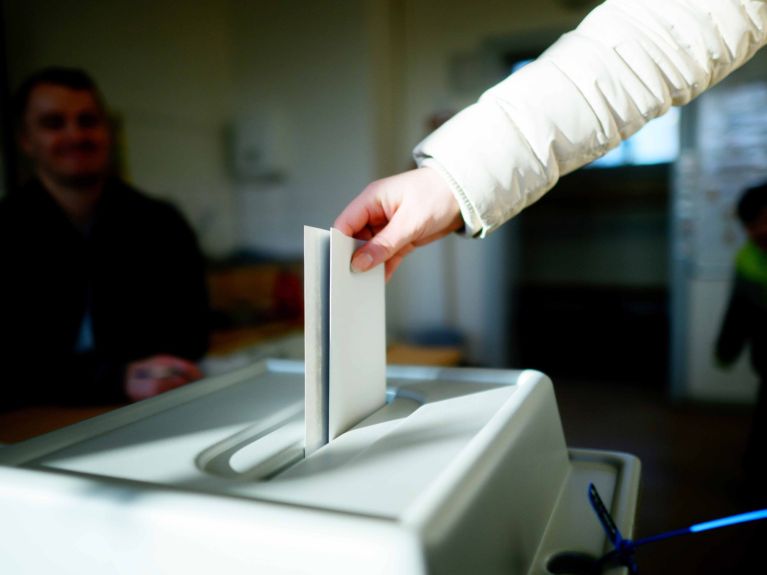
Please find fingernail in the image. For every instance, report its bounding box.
[351,252,374,272]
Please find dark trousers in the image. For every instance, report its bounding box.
[742,379,767,506]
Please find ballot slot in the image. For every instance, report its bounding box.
[195,386,418,482]
[193,370,520,485]
[196,401,305,480]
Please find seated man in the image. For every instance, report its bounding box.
[0,67,209,410]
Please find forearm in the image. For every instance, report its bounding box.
[415,0,767,237]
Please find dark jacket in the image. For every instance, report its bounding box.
[0,178,209,409]
[716,241,767,380]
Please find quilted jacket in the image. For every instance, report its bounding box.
[414,0,767,237]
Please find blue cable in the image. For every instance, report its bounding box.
[690,509,767,533]
[587,483,767,573]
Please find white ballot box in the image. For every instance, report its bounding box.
[0,360,639,575]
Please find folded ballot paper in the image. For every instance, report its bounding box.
[304,227,386,454]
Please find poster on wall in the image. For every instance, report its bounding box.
[692,81,767,279]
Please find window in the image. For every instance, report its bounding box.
[509,58,680,168]
[588,108,680,168]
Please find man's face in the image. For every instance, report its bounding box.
[19,83,111,188]
[746,207,767,253]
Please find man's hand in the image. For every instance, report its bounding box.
[124,354,203,402]
[333,167,463,280]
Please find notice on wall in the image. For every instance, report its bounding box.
[690,81,767,279]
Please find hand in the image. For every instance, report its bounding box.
[124,354,203,402]
[333,167,463,280]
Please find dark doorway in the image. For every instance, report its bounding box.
[511,164,670,387]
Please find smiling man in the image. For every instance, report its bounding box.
[0,67,210,410]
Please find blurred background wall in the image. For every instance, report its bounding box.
[1,0,765,399]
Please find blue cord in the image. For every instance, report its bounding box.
[588,483,767,573]
[690,509,767,533]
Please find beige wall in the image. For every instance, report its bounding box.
[226,0,379,257]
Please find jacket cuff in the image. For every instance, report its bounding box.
[414,157,484,238]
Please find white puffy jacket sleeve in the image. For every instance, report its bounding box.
[414,0,767,238]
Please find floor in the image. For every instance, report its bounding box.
[553,378,761,574]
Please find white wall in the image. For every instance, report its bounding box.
[226,1,378,258]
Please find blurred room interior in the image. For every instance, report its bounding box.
[0,0,766,572]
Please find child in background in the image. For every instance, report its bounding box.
[716,182,767,505]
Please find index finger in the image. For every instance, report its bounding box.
[333,186,390,238]
[333,194,372,237]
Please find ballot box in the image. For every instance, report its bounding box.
[0,360,639,574]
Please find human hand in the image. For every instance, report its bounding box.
[124,354,203,402]
[333,167,463,280]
